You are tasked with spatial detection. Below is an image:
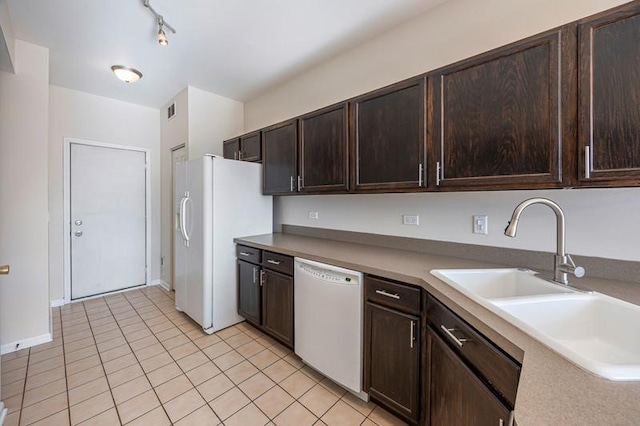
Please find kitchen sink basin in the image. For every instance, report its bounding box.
[430,268,576,300]
[497,295,640,380]
[430,268,640,380]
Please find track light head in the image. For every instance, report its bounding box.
[158,25,168,46]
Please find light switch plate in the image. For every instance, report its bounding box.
[473,215,488,234]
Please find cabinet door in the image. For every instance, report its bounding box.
[430,26,575,189]
[299,102,349,192]
[351,78,426,192]
[237,260,261,325]
[223,138,240,160]
[262,120,298,195]
[578,3,640,184]
[428,329,511,426]
[365,303,420,423]
[240,131,262,162]
[262,269,294,347]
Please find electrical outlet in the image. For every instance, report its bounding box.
[308,211,319,220]
[473,215,488,234]
[403,214,419,226]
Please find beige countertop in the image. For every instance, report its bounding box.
[235,232,640,426]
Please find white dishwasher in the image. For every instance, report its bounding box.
[294,258,368,401]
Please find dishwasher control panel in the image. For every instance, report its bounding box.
[296,261,359,285]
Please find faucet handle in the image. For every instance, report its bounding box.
[559,254,585,278]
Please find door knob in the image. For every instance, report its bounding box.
[75,220,83,226]
[74,231,83,237]
[0,265,9,275]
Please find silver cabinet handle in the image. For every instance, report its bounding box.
[267,259,281,265]
[297,175,302,191]
[74,231,83,237]
[418,164,423,187]
[238,150,243,160]
[440,325,470,347]
[375,289,400,300]
[410,320,416,349]
[436,161,442,186]
[252,267,257,284]
[234,151,238,160]
[239,252,251,257]
[260,270,265,286]
[500,411,516,426]
[584,145,591,179]
[290,176,295,192]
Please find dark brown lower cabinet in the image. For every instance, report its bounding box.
[237,260,261,326]
[428,328,512,426]
[262,269,294,347]
[366,302,420,424]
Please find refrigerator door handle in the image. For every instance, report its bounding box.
[179,195,191,246]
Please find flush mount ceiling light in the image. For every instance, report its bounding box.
[111,65,143,83]
[142,0,176,46]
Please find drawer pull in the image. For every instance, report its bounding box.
[267,259,281,265]
[375,289,400,300]
[440,325,470,347]
[239,252,251,257]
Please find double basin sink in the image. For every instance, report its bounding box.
[430,268,640,381]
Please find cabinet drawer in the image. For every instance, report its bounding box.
[427,296,520,408]
[263,251,294,275]
[365,276,421,315]
[236,245,261,264]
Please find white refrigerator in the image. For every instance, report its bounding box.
[174,155,272,334]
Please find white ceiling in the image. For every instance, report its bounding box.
[6,0,446,108]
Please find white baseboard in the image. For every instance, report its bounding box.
[0,333,52,355]
[50,298,65,308]
[152,279,171,291]
[0,402,7,426]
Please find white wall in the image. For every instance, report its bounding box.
[160,88,188,287]
[247,0,638,263]
[187,86,244,159]
[48,85,161,301]
[0,40,50,351]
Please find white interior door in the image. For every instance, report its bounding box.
[171,146,187,291]
[70,143,147,299]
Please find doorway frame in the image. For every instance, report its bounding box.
[63,137,151,304]
[169,144,187,291]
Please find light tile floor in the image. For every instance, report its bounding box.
[1,286,407,426]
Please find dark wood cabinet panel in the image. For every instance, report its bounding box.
[351,78,426,191]
[428,328,512,426]
[223,138,240,160]
[262,120,298,195]
[365,302,420,424]
[429,26,576,189]
[299,102,349,192]
[240,131,262,162]
[237,260,261,326]
[262,269,294,347]
[578,2,640,184]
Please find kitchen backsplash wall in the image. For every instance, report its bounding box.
[274,188,640,262]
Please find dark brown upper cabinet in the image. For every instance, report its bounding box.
[223,131,262,162]
[223,138,240,160]
[239,131,262,162]
[578,2,640,185]
[351,78,427,192]
[429,26,577,190]
[299,102,349,193]
[262,119,298,195]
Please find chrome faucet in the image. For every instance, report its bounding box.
[504,198,585,285]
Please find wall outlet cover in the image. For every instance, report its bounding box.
[403,214,419,226]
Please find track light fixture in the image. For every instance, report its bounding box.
[142,0,176,46]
